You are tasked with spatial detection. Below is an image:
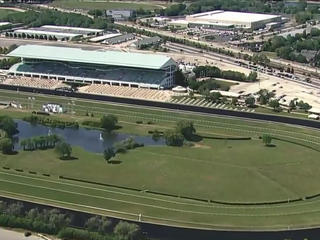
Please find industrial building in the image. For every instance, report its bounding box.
[170,10,282,30]
[106,9,134,21]
[102,33,135,45]
[7,45,177,89]
[6,25,103,41]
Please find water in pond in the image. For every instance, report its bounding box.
[13,119,164,153]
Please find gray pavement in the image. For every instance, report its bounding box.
[0,228,44,240]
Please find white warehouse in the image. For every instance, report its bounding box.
[185,10,282,30]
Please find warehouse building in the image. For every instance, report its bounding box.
[6,25,103,41]
[106,9,134,21]
[171,10,282,30]
[7,45,177,89]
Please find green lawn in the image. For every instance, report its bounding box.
[0,9,18,19]
[1,138,319,203]
[50,0,164,10]
[0,90,320,230]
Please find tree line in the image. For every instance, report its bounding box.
[153,0,313,21]
[23,115,79,129]
[0,115,18,154]
[0,200,143,240]
[0,9,113,30]
[262,28,320,64]
[193,65,257,82]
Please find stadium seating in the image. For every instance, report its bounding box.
[79,84,173,102]
[2,77,67,89]
[16,62,166,85]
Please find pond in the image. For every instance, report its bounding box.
[13,119,164,153]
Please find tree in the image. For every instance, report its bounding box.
[164,130,184,146]
[113,221,141,240]
[0,116,18,137]
[231,98,238,105]
[152,129,161,141]
[252,53,270,66]
[0,138,13,154]
[55,142,72,159]
[174,69,187,87]
[289,100,296,110]
[20,139,27,151]
[100,115,118,132]
[85,216,111,234]
[245,97,255,108]
[262,134,272,146]
[205,91,222,103]
[269,99,281,112]
[104,147,115,163]
[247,71,258,82]
[176,120,196,140]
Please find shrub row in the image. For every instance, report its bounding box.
[23,115,79,129]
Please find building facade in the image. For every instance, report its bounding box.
[7,45,177,89]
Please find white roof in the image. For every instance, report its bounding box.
[14,29,80,38]
[189,10,280,23]
[89,33,122,42]
[169,19,189,25]
[41,25,103,33]
[210,90,240,98]
[309,108,320,114]
[0,22,10,26]
[308,114,319,119]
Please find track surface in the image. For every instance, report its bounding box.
[1,84,320,129]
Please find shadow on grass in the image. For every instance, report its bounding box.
[7,151,18,155]
[266,144,276,148]
[59,156,78,161]
[107,160,122,165]
[187,134,203,142]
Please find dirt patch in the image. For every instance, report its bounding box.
[192,143,210,149]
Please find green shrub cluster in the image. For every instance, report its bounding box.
[0,200,143,240]
[20,134,61,151]
[193,66,253,82]
[114,137,144,154]
[23,115,79,129]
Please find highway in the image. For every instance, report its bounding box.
[166,42,320,89]
[1,84,319,130]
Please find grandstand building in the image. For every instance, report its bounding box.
[7,45,177,89]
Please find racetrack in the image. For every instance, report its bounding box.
[1,84,320,129]
[1,86,320,231]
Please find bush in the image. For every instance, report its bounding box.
[113,137,144,154]
[0,138,13,154]
[55,141,72,159]
[113,221,141,240]
[101,115,118,132]
[164,130,184,147]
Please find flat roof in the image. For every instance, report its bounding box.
[14,29,80,38]
[0,22,10,26]
[7,45,176,70]
[189,11,280,23]
[42,25,103,33]
[89,33,122,42]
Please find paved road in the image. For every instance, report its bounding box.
[0,228,43,240]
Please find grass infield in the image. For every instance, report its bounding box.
[0,90,320,230]
[0,9,18,18]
